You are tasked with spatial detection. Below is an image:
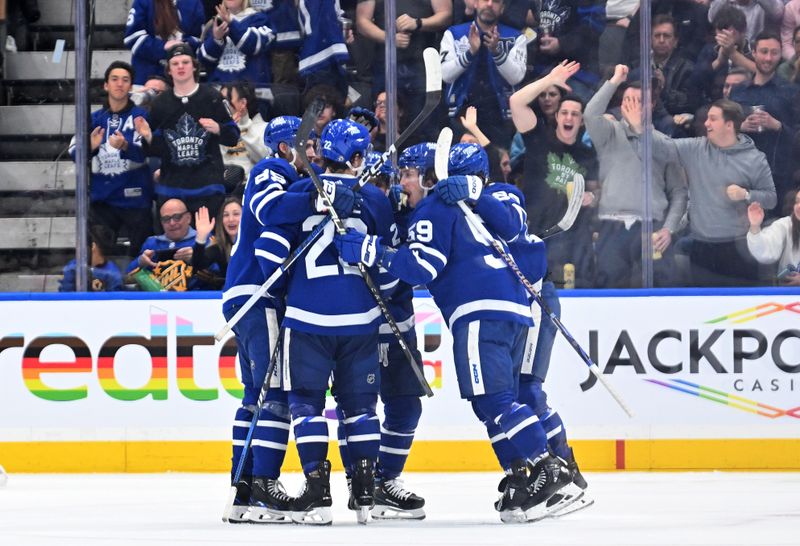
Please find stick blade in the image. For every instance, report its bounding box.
[434,127,453,181]
[295,97,325,151]
[221,485,238,523]
[556,173,585,232]
[422,48,442,93]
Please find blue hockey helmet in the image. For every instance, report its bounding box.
[319,118,371,163]
[365,151,396,177]
[448,142,489,178]
[263,115,301,154]
[398,142,437,172]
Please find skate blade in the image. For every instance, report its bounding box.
[549,494,594,518]
[291,507,332,525]
[245,506,293,524]
[371,505,426,521]
[224,505,251,524]
[523,488,583,523]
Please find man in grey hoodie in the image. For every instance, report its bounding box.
[624,96,777,286]
[584,64,688,287]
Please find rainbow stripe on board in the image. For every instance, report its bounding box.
[706,301,800,324]
[645,378,799,419]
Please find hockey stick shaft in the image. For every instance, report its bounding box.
[222,326,284,522]
[214,48,442,341]
[296,106,434,398]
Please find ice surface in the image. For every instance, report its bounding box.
[0,471,798,545]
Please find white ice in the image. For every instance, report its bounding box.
[1,472,798,545]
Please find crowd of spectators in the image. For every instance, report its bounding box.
[65,0,800,290]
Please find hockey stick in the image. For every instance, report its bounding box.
[214,48,443,341]
[434,128,633,417]
[539,173,585,239]
[296,101,434,398]
[222,327,284,522]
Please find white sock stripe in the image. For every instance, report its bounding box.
[506,414,540,439]
[380,426,416,437]
[346,433,381,443]
[256,419,291,430]
[251,439,288,451]
[232,440,245,446]
[489,433,506,444]
[233,420,252,428]
[338,439,347,446]
[546,425,563,439]
[291,416,326,427]
[295,435,330,444]
[379,446,411,455]
[543,409,557,422]
[342,413,377,425]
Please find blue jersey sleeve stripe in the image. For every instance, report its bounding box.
[222,284,264,302]
[259,230,291,251]
[408,242,447,266]
[410,251,439,281]
[255,249,285,264]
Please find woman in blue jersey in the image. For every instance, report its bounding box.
[198,0,274,116]
[124,0,205,86]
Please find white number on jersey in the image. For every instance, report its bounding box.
[302,214,369,279]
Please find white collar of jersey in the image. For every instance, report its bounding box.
[173,83,200,101]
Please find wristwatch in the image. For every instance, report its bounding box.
[415,17,423,32]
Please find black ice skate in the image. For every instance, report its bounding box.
[519,455,575,522]
[290,460,333,525]
[495,460,533,523]
[348,458,376,524]
[227,477,252,524]
[371,478,426,520]
[246,477,293,523]
[550,447,594,518]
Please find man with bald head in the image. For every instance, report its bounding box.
[126,198,215,290]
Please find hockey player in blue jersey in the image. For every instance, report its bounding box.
[334,144,437,521]
[334,141,573,523]
[221,114,357,523]
[444,142,590,516]
[274,118,395,525]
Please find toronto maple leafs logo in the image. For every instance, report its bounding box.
[165,113,207,166]
[545,152,586,192]
[218,39,247,73]
[539,0,571,34]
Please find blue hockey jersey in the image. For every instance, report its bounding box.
[250,0,302,49]
[484,182,547,286]
[124,0,205,85]
[222,157,304,312]
[281,174,395,335]
[69,102,152,209]
[297,0,349,76]
[385,192,533,331]
[379,203,413,343]
[199,8,274,88]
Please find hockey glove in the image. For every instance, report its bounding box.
[334,228,394,268]
[314,180,360,218]
[387,183,404,212]
[435,175,483,205]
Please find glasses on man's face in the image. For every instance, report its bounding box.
[375,100,386,107]
[160,211,189,224]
